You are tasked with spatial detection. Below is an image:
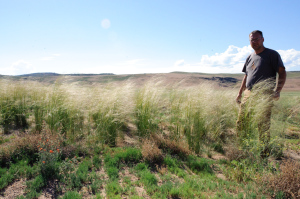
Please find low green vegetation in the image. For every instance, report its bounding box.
[0,79,299,198]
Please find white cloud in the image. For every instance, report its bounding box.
[172,46,300,73]
[170,45,253,73]
[0,60,36,75]
[195,45,253,73]
[40,57,53,61]
[101,19,111,29]
[125,59,145,65]
[40,54,61,61]
[174,59,184,67]
[278,49,300,70]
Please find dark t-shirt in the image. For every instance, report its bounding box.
[242,48,285,90]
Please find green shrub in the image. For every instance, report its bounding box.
[135,163,148,171]
[187,156,213,174]
[92,109,122,147]
[90,178,103,194]
[60,191,82,199]
[106,180,123,197]
[211,143,225,154]
[140,170,157,186]
[135,85,160,137]
[26,175,45,198]
[184,111,207,154]
[69,173,82,190]
[107,167,119,180]
[76,160,92,183]
[93,155,102,169]
[38,133,62,180]
[116,147,142,164]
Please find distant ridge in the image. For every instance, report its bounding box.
[18,72,60,77]
[18,73,115,77]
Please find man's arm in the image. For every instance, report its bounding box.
[236,75,247,104]
[274,66,286,100]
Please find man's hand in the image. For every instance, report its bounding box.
[236,94,242,104]
[273,91,280,101]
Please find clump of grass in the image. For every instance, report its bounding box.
[211,143,225,154]
[91,108,123,147]
[104,154,120,180]
[163,155,185,177]
[0,81,33,133]
[225,144,248,161]
[114,147,142,165]
[135,81,163,137]
[106,180,123,197]
[141,139,163,164]
[184,110,207,154]
[151,133,191,158]
[76,159,92,183]
[25,175,45,198]
[60,191,82,199]
[0,159,39,191]
[186,155,213,174]
[263,159,300,198]
[139,169,157,186]
[93,155,102,169]
[0,134,40,167]
[225,159,259,182]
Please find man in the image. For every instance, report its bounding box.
[236,30,286,152]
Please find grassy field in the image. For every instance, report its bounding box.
[0,77,300,199]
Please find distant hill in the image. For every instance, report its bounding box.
[18,72,115,77]
[19,72,60,77]
[1,71,300,92]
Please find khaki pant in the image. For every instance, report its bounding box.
[236,89,274,145]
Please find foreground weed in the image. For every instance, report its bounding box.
[92,109,122,147]
[141,139,163,164]
[93,155,102,169]
[25,175,45,199]
[114,147,142,165]
[60,191,82,199]
[135,83,162,137]
[263,159,300,198]
[77,159,93,183]
[104,154,120,180]
[38,130,62,180]
[187,155,213,174]
[184,110,207,154]
[59,156,77,182]
[0,159,39,190]
[224,159,263,182]
[104,147,143,180]
[106,180,123,198]
[163,155,186,177]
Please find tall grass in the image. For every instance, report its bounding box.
[0,79,297,158]
[135,81,164,137]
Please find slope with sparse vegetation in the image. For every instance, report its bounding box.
[0,75,300,198]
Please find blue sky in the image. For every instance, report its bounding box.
[1,0,300,75]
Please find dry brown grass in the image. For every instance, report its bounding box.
[141,139,163,163]
[225,144,248,161]
[0,133,40,164]
[263,159,300,198]
[151,133,191,157]
[140,132,191,164]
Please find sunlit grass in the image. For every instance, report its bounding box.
[0,79,299,198]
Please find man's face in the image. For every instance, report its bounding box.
[249,33,264,51]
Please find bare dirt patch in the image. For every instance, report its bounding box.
[0,179,26,199]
